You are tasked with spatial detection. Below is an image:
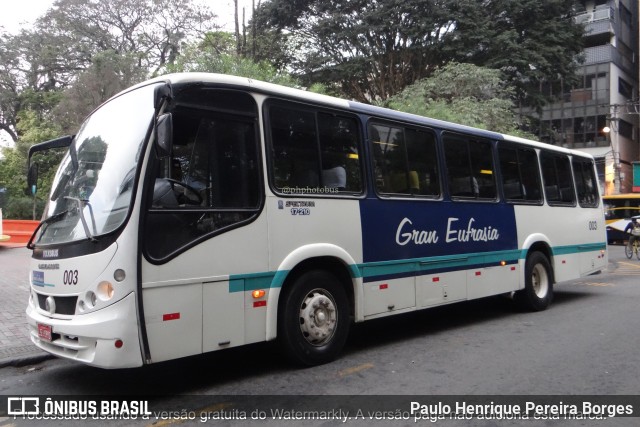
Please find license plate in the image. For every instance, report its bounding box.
[37,323,52,342]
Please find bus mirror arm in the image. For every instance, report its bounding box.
[26,135,74,195]
[156,113,173,157]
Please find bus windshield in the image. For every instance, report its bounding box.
[35,83,160,245]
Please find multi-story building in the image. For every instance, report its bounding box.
[529,0,639,195]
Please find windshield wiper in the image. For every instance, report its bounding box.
[65,196,98,242]
[26,209,70,249]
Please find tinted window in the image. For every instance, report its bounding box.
[572,157,599,207]
[540,152,576,205]
[498,144,542,203]
[370,123,440,197]
[443,133,496,200]
[269,104,362,194]
[145,90,262,260]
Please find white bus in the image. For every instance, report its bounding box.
[26,73,607,368]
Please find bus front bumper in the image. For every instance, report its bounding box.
[26,292,143,369]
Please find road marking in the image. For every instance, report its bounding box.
[147,402,232,426]
[338,362,374,377]
[614,261,640,276]
[571,281,614,287]
[618,261,640,269]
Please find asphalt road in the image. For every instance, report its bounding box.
[0,245,638,427]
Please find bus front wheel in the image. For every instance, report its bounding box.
[515,251,553,311]
[278,270,350,366]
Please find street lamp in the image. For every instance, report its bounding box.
[602,117,621,194]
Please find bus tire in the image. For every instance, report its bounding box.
[515,251,553,311]
[278,270,350,366]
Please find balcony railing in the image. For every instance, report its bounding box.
[575,7,614,24]
[583,45,635,74]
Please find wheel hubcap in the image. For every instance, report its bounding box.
[299,289,337,346]
[531,264,549,298]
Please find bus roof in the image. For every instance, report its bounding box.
[125,73,594,160]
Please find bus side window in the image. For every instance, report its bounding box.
[572,158,599,208]
[443,133,496,200]
[498,145,542,203]
[370,123,440,197]
[540,152,576,206]
[318,113,362,192]
[145,89,262,260]
[269,103,363,194]
[371,124,407,194]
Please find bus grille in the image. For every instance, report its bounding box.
[36,294,77,315]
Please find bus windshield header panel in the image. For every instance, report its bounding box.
[35,83,160,246]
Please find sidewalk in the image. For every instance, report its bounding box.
[0,245,51,367]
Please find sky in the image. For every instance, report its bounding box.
[0,0,255,148]
[0,0,255,33]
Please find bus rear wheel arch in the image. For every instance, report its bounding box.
[277,269,351,366]
[515,251,554,311]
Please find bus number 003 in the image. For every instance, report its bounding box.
[63,270,79,285]
[588,221,598,231]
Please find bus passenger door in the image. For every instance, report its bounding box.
[142,90,265,362]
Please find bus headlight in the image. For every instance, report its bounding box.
[86,291,98,308]
[97,281,115,301]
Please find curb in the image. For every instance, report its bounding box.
[0,352,55,369]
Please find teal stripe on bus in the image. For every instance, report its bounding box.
[229,271,279,293]
[358,249,522,282]
[552,242,606,256]
[227,242,605,292]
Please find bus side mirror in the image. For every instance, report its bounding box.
[27,163,39,195]
[156,113,173,157]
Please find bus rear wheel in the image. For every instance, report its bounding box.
[515,251,553,311]
[278,270,350,366]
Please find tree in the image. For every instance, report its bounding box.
[0,110,63,219]
[168,32,302,88]
[40,0,219,75]
[254,0,584,109]
[385,62,533,137]
[52,51,147,134]
[442,0,584,109]
[254,0,453,102]
[0,0,219,144]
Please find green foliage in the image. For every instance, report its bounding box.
[3,196,46,220]
[0,109,64,219]
[255,0,451,102]
[255,0,584,109]
[167,35,301,88]
[442,0,584,109]
[53,51,147,133]
[385,63,534,138]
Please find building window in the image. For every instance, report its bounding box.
[618,119,634,140]
[619,78,633,99]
